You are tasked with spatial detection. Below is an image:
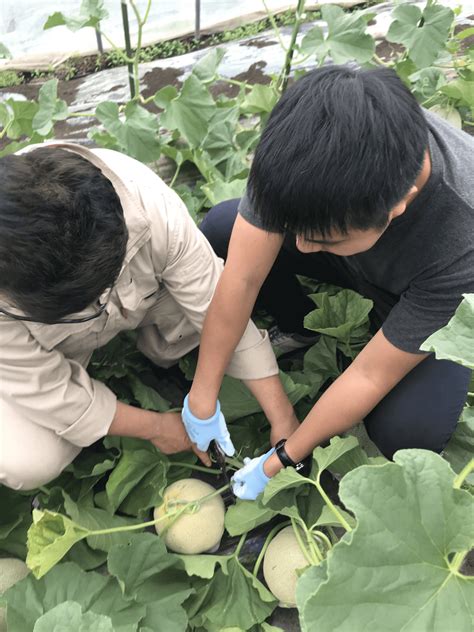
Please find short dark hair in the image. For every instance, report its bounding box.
[248,65,429,237]
[0,147,128,323]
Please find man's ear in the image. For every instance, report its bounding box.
[389,185,418,220]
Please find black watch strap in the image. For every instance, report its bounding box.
[275,439,312,476]
[275,439,296,467]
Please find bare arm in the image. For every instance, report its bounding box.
[263,329,428,475]
[108,401,211,465]
[188,215,290,424]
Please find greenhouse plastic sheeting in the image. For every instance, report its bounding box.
[1,0,312,61]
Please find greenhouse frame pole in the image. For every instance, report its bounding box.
[195,0,201,40]
[121,0,136,99]
[95,27,104,55]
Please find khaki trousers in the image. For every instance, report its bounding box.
[0,398,81,490]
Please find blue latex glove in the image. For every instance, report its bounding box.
[231,448,275,500]
[181,395,235,456]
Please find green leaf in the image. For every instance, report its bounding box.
[3,561,145,632]
[104,440,169,515]
[302,336,340,396]
[32,79,68,136]
[187,557,277,630]
[95,101,161,163]
[26,510,89,578]
[0,42,11,58]
[64,438,120,479]
[107,533,191,632]
[312,435,360,474]
[62,492,139,551]
[0,486,33,558]
[193,49,226,84]
[241,84,278,114]
[263,468,308,506]
[128,375,171,412]
[0,99,38,139]
[261,469,319,522]
[304,290,373,356]
[219,371,309,421]
[387,3,454,68]
[225,499,277,536]
[33,601,114,632]
[420,294,474,369]
[160,74,216,147]
[153,85,179,109]
[443,405,474,484]
[297,449,474,632]
[440,79,474,115]
[201,178,247,206]
[178,553,229,579]
[300,5,375,65]
[44,0,108,32]
[428,104,463,129]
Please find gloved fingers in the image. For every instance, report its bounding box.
[195,438,211,452]
[232,482,257,501]
[231,468,246,484]
[218,434,235,457]
[243,457,251,465]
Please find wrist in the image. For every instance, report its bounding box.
[187,388,219,419]
[263,451,284,477]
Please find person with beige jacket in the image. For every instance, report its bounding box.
[0,142,298,490]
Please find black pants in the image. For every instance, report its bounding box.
[200,199,471,459]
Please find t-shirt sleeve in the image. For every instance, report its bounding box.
[382,256,474,353]
[238,189,281,232]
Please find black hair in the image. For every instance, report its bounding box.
[248,65,429,237]
[0,147,128,323]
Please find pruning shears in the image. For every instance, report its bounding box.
[210,440,235,505]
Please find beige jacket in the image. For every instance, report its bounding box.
[0,142,278,448]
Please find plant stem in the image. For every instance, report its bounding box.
[82,483,230,537]
[225,455,245,470]
[291,518,318,565]
[100,31,133,63]
[169,461,221,475]
[313,476,353,532]
[449,551,467,573]
[261,0,288,51]
[327,526,338,545]
[278,0,306,93]
[234,532,248,559]
[252,521,290,576]
[169,163,182,188]
[67,111,97,118]
[310,528,333,552]
[453,459,474,488]
[129,0,152,99]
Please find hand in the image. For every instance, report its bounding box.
[231,448,275,500]
[181,395,235,456]
[270,412,300,447]
[149,411,211,466]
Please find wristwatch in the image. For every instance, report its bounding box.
[275,439,312,477]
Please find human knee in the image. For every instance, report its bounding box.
[364,412,456,460]
[200,198,240,257]
[0,402,81,490]
[0,448,77,491]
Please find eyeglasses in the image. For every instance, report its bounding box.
[0,285,113,325]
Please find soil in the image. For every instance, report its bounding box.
[240,37,278,49]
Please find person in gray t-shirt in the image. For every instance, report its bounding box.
[192,66,473,500]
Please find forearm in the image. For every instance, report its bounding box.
[263,366,383,475]
[107,400,157,440]
[189,269,259,417]
[244,374,296,427]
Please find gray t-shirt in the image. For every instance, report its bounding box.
[238,111,474,353]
